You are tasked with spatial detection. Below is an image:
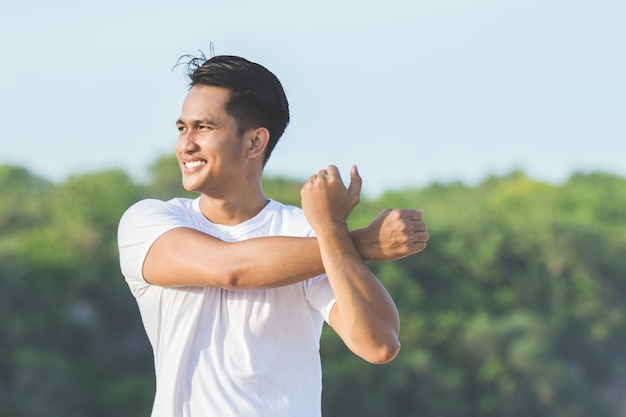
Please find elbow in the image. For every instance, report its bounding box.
[219,265,245,290]
[218,260,265,290]
[219,259,264,290]
[364,337,401,365]
[221,274,239,290]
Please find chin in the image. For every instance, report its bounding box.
[181,178,201,193]
[182,184,201,194]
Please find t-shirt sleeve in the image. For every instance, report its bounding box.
[304,274,336,323]
[117,199,187,297]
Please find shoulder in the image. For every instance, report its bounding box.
[123,197,194,214]
[118,197,198,241]
[264,200,314,237]
[117,198,198,290]
[120,197,195,223]
[267,199,304,216]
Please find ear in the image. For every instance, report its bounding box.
[246,128,270,160]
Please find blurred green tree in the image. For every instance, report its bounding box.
[1,161,625,417]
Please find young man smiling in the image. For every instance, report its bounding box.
[118,54,429,417]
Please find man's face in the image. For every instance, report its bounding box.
[175,85,249,195]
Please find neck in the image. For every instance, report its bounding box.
[198,185,268,226]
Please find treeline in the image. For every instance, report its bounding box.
[1,156,625,417]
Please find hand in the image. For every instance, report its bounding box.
[301,165,362,234]
[352,208,429,261]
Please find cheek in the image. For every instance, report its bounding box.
[219,140,247,161]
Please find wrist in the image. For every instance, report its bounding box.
[350,227,371,261]
[314,221,350,239]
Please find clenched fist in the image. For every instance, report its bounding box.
[353,208,429,262]
[301,165,430,261]
[300,165,362,234]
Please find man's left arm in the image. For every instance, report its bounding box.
[300,165,429,364]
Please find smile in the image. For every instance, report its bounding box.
[185,160,207,169]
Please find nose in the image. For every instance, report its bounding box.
[176,130,199,154]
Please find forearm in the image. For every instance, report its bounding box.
[211,227,388,288]
[203,230,375,288]
[297,165,420,363]
[225,236,327,289]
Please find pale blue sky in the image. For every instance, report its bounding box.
[1,0,624,196]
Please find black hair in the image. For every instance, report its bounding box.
[177,53,290,166]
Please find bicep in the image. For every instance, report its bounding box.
[328,304,372,359]
[142,227,236,288]
[328,299,400,364]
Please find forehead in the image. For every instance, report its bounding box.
[179,85,232,120]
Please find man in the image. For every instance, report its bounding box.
[118,54,429,417]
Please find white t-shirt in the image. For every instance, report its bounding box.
[118,197,336,417]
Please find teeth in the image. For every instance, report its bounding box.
[185,160,206,168]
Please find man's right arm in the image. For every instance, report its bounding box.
[142,227,325,289]
[141,205,426,289]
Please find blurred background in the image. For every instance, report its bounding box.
[1,0,625,416]
[1,0,625,195]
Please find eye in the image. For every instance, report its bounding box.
[177,125,186,132]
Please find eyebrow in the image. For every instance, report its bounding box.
[175,118,216,126]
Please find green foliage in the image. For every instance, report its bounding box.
[262,175,304,207]
[0,165,151,417]
[1,160,626,417]
[322,170,626,417]
[0,165,52,232]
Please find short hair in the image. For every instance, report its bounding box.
[178,53,290,166]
